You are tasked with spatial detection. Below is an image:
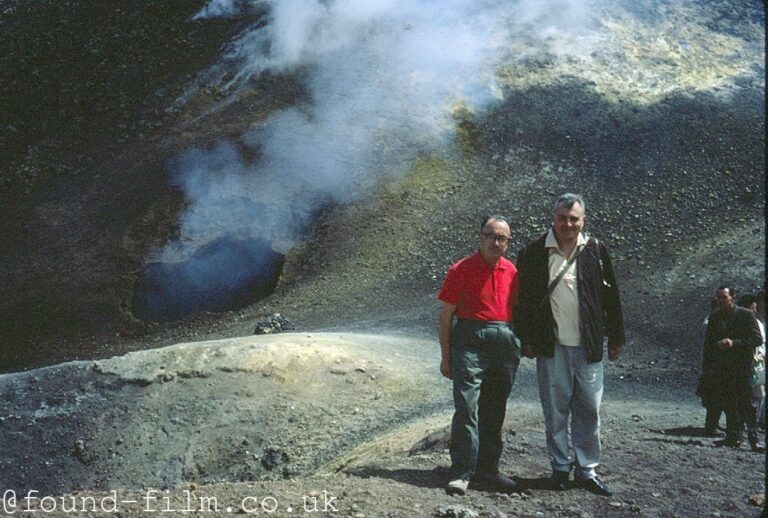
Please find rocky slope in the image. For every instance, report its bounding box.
[0,1,765,516]
[1,0,764,373]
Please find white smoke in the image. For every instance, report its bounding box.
[192,0,255,20]
[150,0,597,305]
[169,0,596,256]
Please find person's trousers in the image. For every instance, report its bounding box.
[536,343,603,480]
[450,320,520,480]
[704,403,723,434]
[721,371,757,441]
[700,373,723,434]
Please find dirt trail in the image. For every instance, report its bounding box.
[0,332,764,517]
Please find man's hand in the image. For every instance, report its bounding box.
[440,356,452,379]
[438,301,457,380]
[522,344,537,359]
[608,345,622,361]
[717,338,733,349]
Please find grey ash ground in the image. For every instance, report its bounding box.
[0,1,764,517]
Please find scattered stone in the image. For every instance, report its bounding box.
[434,505,480,518]
[253,313,294,335]
[72,439,91,464]
[261,446,288,471]
[748,494,764,507]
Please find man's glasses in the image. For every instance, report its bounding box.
[481,232,510,245]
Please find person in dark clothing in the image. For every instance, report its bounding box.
[515,193,625,497]
[698,299,724,437]
[701,286,763,451]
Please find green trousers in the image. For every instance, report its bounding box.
[450,320,520,480]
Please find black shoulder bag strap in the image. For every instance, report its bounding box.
[547,244,584,296]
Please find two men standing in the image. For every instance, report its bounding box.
[438,193,625,497]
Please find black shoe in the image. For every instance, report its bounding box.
[704,428,724,437]
[474,471,518,493]
[446,478,469,496]
[748,434,763,452]
[577,476,613,497]
[714,438,741,448]
[549,470,570,491]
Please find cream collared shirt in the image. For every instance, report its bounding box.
[546,229,587,347]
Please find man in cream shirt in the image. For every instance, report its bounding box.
[515,193,625,497]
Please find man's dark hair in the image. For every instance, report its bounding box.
[717,286,736,297]
[480,215,509,230]
[553,193,586,214]
[737,293,757,307]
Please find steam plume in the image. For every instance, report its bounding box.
[137,0,596,320]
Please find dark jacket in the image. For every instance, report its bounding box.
[702,306,761,377]
[514,231,625,363]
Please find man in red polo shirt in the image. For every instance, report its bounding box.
[438,215,521,496]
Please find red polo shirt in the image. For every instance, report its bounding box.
[438,252,518,322]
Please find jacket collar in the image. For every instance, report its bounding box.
[544,227,587,254]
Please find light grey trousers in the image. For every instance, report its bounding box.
[536,343,603,479]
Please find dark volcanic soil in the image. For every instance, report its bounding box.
[0,1,765,517]
[1,1,764,374]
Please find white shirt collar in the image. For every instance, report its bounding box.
[545,228,587,253]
